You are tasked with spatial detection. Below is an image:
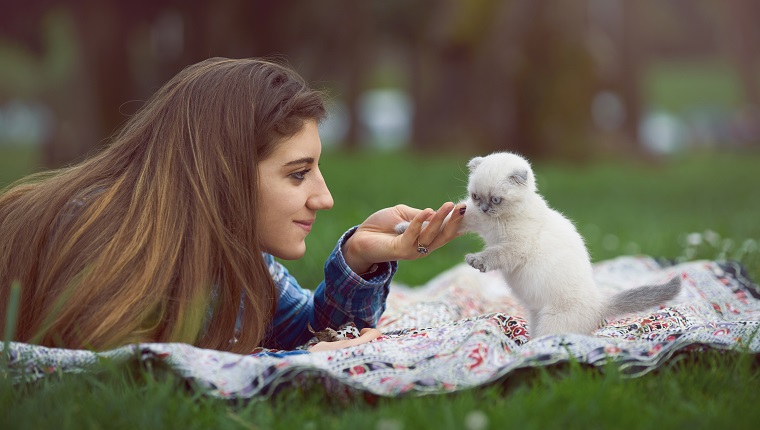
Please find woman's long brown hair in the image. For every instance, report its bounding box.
[0,58,326,352]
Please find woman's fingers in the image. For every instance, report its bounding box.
[426,202,466,250]
[417,202,454,246]
[445,203,467,236]
[392,201,467,259]
[444,202,466,236]
[358,328,383,338]
[307,328,383,352]
[402,207,434,241]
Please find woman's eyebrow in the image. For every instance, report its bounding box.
[283,157,314,167]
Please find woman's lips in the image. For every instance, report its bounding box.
[294,220,314,232]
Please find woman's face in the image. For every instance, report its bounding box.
[257,120,334,259]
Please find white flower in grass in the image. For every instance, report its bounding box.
[703,229,720,247]
[376,418,403,430]
[686,232,702,246]
[464,410,489,430]
[741,239,758,254]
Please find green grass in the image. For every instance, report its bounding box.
[2,146,760,429]
[2,350,759,429]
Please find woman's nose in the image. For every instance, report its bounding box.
[312,189,334,210]
[308,173,334,210]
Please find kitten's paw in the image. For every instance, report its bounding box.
[465,253,489,272]
[394,220,430,235]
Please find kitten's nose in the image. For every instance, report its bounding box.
[480,203,490,212]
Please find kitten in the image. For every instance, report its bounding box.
[399,151,681,339]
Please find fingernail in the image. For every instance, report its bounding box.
[459,206,466,215]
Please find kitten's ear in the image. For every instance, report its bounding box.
[509,169,529,185]
[467,157,483,172]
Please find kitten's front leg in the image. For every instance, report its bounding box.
[465,246,508,272]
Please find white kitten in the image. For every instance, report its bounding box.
[461,152,681,338]
[398,151,681,339]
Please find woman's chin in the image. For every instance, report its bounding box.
[271,243,307,260]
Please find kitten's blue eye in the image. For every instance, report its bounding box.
[491,196,502,204]
[472,193,480,201]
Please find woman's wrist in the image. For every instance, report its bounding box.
[342,235,374,275]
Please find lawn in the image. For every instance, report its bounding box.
[2,145,760,429]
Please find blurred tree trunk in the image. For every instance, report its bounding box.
[619,0,643,150]
[480,0,537,157]
[504,0,544,158]
[409,0,596,161]
[725,0,760,108]
[725,0,760,147]
[406,11,433,150]
[341,0,372,151]
[42,44,101,168]
[410,0,503,152]
[510,1,596,160]
[43,1,156,168]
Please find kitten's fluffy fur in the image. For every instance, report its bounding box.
[460,152,681,338]
[398,151,681,339]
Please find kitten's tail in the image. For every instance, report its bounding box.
[603,275,682,318]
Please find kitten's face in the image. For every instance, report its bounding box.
[465,152,535,219]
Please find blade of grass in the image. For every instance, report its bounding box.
[2,281,21,366]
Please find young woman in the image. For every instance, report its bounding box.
[0,57,465,354]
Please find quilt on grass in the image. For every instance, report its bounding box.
[3,256,759,399]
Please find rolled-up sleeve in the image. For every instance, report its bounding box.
[262,227,397,350]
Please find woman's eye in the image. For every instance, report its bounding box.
[472,193,480,201]
[491,196,501,204]
[290,169,311,181]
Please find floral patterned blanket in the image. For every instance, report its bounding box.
[3,256,759,399]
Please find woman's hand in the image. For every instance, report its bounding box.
[307,328,383,352]
[342,202,466,274]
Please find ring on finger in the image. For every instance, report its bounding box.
[416,241,430,255]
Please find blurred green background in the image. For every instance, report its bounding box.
[2,3,760,427]
[1,0,759,285]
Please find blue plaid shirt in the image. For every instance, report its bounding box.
[260,227,397,350]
